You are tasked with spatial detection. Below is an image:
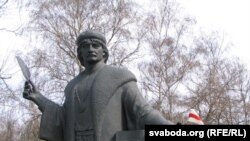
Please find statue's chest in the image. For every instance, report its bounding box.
[75,74,96,109]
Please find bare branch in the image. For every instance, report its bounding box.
[0,0,8,9]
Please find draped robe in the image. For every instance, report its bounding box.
[39,65,173,141]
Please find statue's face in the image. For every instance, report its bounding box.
[78,39,105,65]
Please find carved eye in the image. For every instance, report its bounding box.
[92,43,101,49]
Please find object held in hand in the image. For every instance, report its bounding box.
[16,56,34,97]
[16,56,31,81]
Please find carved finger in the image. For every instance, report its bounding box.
[23,91,29,98]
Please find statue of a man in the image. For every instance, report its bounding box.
[23,30,174,141]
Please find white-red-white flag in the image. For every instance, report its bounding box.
[186,109,204,125]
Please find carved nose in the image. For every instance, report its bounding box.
[88,44,95,51]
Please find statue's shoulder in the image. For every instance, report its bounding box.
[101,65,136,80]
[69,72,82,83]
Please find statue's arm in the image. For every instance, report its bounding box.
[23,81,53,112]
[39,100,64,141]
[31,92,52,112]
[23,81,64,141]
[122,81,174,129]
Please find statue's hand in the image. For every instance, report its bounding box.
[23,81,39,101]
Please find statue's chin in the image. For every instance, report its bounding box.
[86,59,99,65]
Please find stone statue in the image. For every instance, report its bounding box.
[23,30,174,141]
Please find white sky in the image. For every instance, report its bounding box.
[177,0,250,68]
[0,0,250,76]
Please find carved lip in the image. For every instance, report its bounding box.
[87,53,97,57]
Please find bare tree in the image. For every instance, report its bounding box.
[10,0,145,139]
[21,0,144,104]
[0,0,24,33]
[0,58,11,90]
[183,32,250,124]
[0,111,18,141]
[0,0,23,136]
[0,0,8,17]
[137,0,250,125]
[18,117,42,141]
[1,2,248,141]
[236,66,250,124]
[138,0,198,122]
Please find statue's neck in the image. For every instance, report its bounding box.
[84,61,105,74]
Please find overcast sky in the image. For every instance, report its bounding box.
[177,0,250,68]
[1,0,250,74]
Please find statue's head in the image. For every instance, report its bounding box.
[76,30,109,66]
